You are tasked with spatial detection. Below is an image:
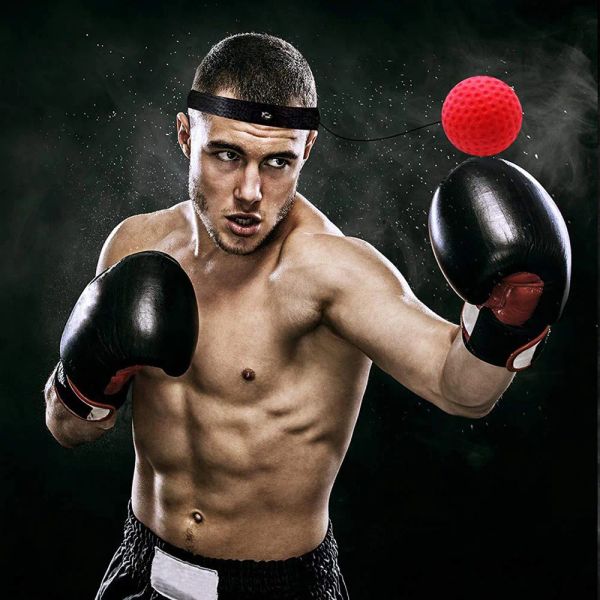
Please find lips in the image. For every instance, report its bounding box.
[225,214,262,237]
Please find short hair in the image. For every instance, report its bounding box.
[191,33,317,109]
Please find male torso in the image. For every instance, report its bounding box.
[125,195,372,560]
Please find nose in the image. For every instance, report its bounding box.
[234,163,262,205]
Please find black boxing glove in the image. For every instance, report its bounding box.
[429,158,571,371]
[54,251,199,421]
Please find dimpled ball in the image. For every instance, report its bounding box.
[441,76,523,156]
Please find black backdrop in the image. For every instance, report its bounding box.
[1,1,597,598]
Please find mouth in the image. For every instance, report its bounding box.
[225,213,262,237]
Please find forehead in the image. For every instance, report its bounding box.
[193,114,308,157]
[199,112,302,146]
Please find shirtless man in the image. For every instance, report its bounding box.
[44,33,569,600]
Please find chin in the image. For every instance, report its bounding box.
[222,242,260,256]
[214,231,267,256]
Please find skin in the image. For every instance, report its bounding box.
[45,89,514,561]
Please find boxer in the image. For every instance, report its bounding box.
[44,32,570,600]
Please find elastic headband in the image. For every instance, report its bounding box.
[187,90,320,130]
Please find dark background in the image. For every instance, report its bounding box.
[1,0,597,598]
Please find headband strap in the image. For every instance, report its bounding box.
[187,90,320,130]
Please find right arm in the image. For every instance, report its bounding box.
[44,215,143,448]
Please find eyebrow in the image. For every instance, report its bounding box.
[206,140,299,161]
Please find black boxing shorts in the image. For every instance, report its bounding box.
[95,500,350,600]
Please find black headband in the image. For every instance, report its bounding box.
[187,90,320,130]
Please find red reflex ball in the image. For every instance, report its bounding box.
[441,76,523,156]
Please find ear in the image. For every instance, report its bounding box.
[303,129,318,161]
[176,112,191,159]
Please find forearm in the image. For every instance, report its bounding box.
[44,366,117,448]
[440,328,515,417]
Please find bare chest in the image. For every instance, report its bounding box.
[158,256,324,402]
[190,292,304,400]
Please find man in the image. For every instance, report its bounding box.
[44,33,569,599]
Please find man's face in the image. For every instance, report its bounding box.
[179,93,317,255]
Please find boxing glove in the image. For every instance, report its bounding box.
[54,251,199,420]
[429,158,571,371]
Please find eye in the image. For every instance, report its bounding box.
[264,157,289,169]
[215,151,239,162]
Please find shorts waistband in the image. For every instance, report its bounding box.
[120,499,342,596]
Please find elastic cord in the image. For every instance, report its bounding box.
[320,119,441,142]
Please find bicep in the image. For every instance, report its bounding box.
[322,238,459,409]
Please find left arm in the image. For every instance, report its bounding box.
[318,236,511,418]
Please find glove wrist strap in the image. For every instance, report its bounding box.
[461,303,550,371]
[53,361,122,422]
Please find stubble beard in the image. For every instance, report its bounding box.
[190,177,297,256]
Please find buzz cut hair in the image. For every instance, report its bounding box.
[191,33,318,111]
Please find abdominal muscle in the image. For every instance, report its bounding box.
[130,364,367,561]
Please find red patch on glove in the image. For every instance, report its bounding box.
[104,365,143,395]
[483,272,544,326]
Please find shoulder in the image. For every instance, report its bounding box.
[280,221,409,304]
[96,201,189,274]
[292,233,403,283]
